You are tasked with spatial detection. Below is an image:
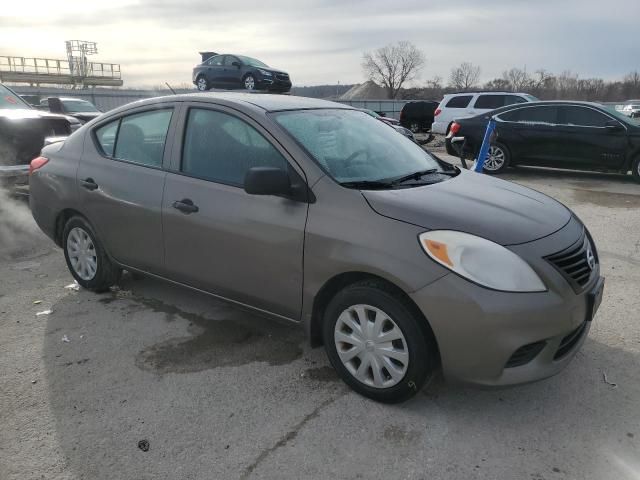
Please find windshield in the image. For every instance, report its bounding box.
[62,100,99,113]
[0,85,31,110]
[274,109,449,186]
[236,55,268,68]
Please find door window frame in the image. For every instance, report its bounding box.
[90,103,179,171]
[168,101,308,188]
[556,105,627,130]
[495,105,560,126]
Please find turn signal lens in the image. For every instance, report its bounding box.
[419,231,547,292]
[29,156,49,175]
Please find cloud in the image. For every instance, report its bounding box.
[0,0,638,87]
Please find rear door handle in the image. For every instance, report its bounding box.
[172,198,199,214]
[81,178,98,191]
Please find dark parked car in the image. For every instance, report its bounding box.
[359,108,400,126]
[192,54,291,93]
[447,101,640,181]
[29,93,603,403]
[399,101,439,133]
[40,97,102,124]
[0,84,74,193]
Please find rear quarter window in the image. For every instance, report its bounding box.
[445,95,473,108]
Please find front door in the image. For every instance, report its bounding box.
[77,106,176,272]
[554,106,627,170]
[162,104,308,319]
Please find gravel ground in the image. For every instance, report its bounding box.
[1,159,639,480]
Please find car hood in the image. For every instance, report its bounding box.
[0,108,69,121]
[362,170,571,245]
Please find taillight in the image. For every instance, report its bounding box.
[434,108,442,117]
[449,122,461,135]
[29,156,49,175]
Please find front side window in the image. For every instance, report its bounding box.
[560,106,609,127]
[498,106,558,125]
[95,109,172,167]
[445,95,473,108]
[274,109,447,185]
[181,108,288,186]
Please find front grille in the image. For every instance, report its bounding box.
[554,321,588,360]
[545,230,596,293]
[505,341,546,368]
[275,73,289,82]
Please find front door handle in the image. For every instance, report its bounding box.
[172,198,199,214]
[81,178,98,191]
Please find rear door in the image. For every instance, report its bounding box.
[203,55,226,87]
[77,104,177,272]
[495,105,560,164]
[162,103,308,319]
[554,105,627,170]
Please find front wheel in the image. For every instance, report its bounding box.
[243,74,256,90]
[63,216,120,292]
[322,281,436,403]
[481,142,510,174]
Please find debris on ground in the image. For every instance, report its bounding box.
[65,282,80,291]
[31,380,37,384]
[61,335,70,343]
[36,309,53,316]
[603,372,618,389]
[137,439,150,452]
[110,285,133,298]
[33,300,42,305]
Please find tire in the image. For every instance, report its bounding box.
[445,137,458,156]
[322,281,436,403]
[481,142,510,174]
[632,156,640,183]
[62,216,120,292]
[409,122,421,134]
[243,74,256,91]
[196,75,209,91]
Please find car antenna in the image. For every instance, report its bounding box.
[165,82,176,95]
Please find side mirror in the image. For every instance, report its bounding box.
[244,167,291,196]
[605,120,624,132]
[231,61,241,68]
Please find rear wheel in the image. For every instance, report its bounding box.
[196,76,209,91]
[322,281,436,403]
[481,142,510,174]
[632,156,640,183]
[63,216,120,292]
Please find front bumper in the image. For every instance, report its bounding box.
[411,216,603,386]
[257,76,292,92]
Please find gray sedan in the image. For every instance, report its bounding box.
[29,93,604,403]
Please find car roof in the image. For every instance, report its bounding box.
[156,92,353,112]
[445,91,530,96]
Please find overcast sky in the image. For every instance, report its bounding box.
[1,0,638,88]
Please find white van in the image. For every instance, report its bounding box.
[432,92,537,135]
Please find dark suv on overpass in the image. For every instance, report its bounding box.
[192,54,292,93]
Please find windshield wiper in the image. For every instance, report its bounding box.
[339,180,394,190]
[389,169,439,185]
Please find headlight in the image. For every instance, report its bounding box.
[258,69,272,76]
[419,230,546,292]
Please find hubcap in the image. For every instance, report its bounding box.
[197,78,207,90]
[334,304,409,389]
[244,76,255,90]
[484,145,505,171]
[410,123,420,133]
[67,227,97,281]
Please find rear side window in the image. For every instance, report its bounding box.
[205,55,224,66]
[95,120,118,156]
[498,106,558,125]
[181,108,288,186]
[559,107,609,127]
[445,95,473,108]
[474,95,505,109]
[95,109,173,167]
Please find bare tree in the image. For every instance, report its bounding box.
[426,75,443,90]
[362,41,425,99]
[448,62,481,90]
[502,68,531,91]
